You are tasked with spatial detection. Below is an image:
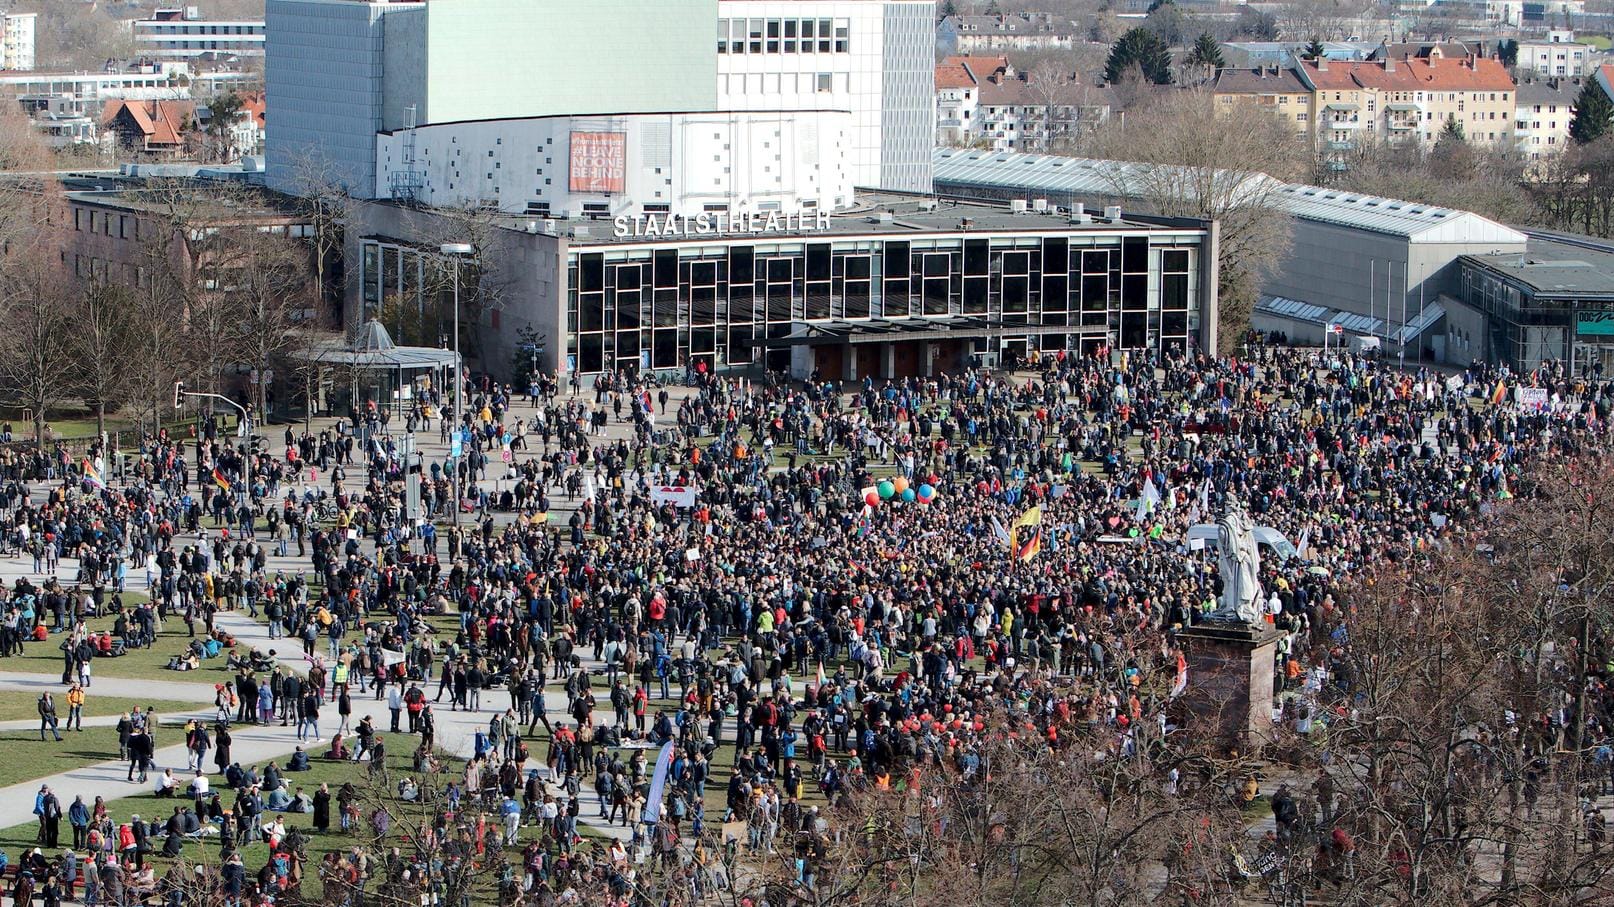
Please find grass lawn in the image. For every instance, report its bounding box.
[0,727,133,788]
[0,697,203,724]
[8,619,245,686]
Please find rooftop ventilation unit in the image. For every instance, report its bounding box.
[1008,199,1028,214]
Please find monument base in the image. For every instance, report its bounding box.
[1178,621,1281,755]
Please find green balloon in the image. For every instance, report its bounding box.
[1128,527,1140,538]
[877,480,895,499]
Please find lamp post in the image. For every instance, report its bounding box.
[440,242,474,527]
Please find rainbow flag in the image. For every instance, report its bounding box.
[212,467,232,493]
[82,458,107,491]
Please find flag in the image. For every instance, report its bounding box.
[1296,528,1311,559]
[990,515,1013,551]
[816,662,827,687]
[1016,527,1042,562]
[82,459,107,491]
[1137,476,1161,518]
[212,468,232,493]
[1013,506,1043,532]
[1169,650,1188,698]
[1490,380,1507,406]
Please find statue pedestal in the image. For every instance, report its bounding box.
[1178,622,1281,754]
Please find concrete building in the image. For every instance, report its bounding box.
[931,148,1529,360]
[1220,41,1377,69]
[936,13,1079,54]
[1211,66,1313,139]
[1516,31,1594,77]
[1514,78,1579,165]
[132,8,266,59]
[348,192,1219,379]
[267,0,935,199]
[1,11,36,71]
[1297,47,1516,152]
[375,110,854,216]
[0,62,251,103]
[717,0,934,192]
[1457,233,1614,373]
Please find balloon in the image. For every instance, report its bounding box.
[926,474,940,486]
[864,492,880,507]
[901,488,917,503]
[877,480,895,499]
[892,476,909,495]
[918,484,936,501]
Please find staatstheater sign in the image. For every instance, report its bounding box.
[612,208,832,239]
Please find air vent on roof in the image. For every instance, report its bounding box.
[1032,198,1048,212]
[1009,199,1028,214]
[1105,205,1122,222]
[917,198,938,212]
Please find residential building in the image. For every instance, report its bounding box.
[1211,66,1313,138]
[936,13,1079,54]
[197,90,266,161]
[935,55,1004,146]
[1297,46,1516,153]
[102,99,196,156]
[936,55,1107,151]
[1516,31,1593,77]
[1,11,35,71]
[1514,78,1577,164]
[17,93,100,148]
[132,8,266,59]
[716,0,935,192]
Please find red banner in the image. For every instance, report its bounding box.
[569,131,626,194]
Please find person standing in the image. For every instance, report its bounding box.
[37,693,63,742]
[68,796,89,849]
[40,786,62,848]
[312,783,331,833]
[65,684,85,732]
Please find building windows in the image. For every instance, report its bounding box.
[718,17,850,54]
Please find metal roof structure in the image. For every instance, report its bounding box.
[932,148,1530,246]
[1256,295,1446,344]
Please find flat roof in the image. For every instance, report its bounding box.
[1465,235,1614,297]
[539,192,1207,247]
[933,148,1529,245]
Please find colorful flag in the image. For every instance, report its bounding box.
[1490,380,1507,406]
[81,458,106,491]
[1170,650,1188,698]
[1013,505,1043,531]
[212,467,232,493]
[990,515,1013,551]
[1015,526,1042,562]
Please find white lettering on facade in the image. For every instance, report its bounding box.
[612,209,833,239]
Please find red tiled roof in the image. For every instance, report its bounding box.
[102,99,195,147]
[936,55,1010,90]
[1300,55,1514,93]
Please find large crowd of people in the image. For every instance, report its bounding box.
[0,342,1611,905]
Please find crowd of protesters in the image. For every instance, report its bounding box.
[1,341,1612,906]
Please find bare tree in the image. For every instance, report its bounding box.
[0,255,74,446]
[68,281,140,438]
[1087,89,1304,352]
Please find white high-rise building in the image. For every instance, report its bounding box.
[265,0,935,201]
[1,11,37,71]
[716,0,934,192]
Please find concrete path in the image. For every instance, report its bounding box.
[0,670,222,702]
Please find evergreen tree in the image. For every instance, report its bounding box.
[939,0,957,17]
[1440,114,1465,142]
[1570,81,1614,145]
[1104,27,1174,85]
[1187,32,1225,69]
[1302,38,1326,60]
[1496,38,1518,67]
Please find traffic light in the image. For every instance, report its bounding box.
[173,380,185,409]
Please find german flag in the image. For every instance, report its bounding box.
[1490,380,1507,406]
[212,467,232,493]
[1015,526,1042,562]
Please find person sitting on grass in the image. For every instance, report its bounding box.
[286,748,310,772]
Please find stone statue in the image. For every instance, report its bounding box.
[1210,506,1264,625]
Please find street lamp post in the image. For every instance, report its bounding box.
[440,242,474,527]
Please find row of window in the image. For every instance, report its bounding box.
[137,24,262,35]
[717,18,849,54]
[72,206,140,240]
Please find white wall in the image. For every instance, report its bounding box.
[376,110,854,216]
[1,13,36,71]
[717,0,932,192]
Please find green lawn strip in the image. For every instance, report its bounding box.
[0,697,203,724]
